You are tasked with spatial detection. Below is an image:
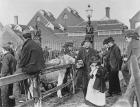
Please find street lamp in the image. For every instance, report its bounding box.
[33,16,42,46]
[85,5,94,48]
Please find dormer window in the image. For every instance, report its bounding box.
[36,16,41,22]
[63,13,68,20]
[39,10,45,16]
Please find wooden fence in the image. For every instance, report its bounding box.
[0,64,76,107]
[112,55,140,107]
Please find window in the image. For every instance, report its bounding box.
[63,13,68,19]
[98,30,122,35]
[68,33,86,36]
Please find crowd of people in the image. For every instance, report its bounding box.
[75,29,140,106]
[0,27,140,107]
[0,29,45,107]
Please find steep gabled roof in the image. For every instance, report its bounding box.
[0,25,23,47]
[130,10,140,22]
[8,24,31,41]
[56,7,84,27]
[28,10,64,33]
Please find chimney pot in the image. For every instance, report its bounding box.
[106,7,110,18]
[14,16,18,25]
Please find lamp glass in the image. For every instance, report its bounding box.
[86,5,93,18]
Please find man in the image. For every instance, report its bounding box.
[122,30,140,85]
[101,38,110,81]
[43,46,49,62]
[1,45,17,107]
[62,42,74,56]
[106,37,122,97]
[7,42,15,56]
[121,30,140,105]
[101,38,110,66]
[11,30,45,103]
[75,41,85,91]
[76,38,98,98]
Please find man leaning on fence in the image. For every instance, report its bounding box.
[10,29,45,104]
[0,44,17,107]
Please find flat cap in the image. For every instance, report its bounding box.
[106,37,114,44]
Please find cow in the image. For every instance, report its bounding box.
[47,54,76,98]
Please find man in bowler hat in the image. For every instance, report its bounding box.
[76,38,98,99]
[106,37,122,97]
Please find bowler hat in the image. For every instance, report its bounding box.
[106,37,114,44]
[125,30,139,40]
[22,29,31,39]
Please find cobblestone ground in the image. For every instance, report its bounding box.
[42,79,127,107]
[21,72,126,107]
[42,91,123,107]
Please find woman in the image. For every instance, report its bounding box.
[86,56,107,107]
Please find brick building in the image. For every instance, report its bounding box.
[55,7,128,53]
[27,7,128,53]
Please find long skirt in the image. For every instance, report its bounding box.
[86,77,106,106]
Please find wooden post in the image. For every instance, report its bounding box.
[130,55,140,106]
[72,65,76,94]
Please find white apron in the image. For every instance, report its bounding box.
[86,67,106,106]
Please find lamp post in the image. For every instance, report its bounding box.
[85,5,94,48]
[34,16,42,46]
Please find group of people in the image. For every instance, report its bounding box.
[75,29,140,107]
[0,30,45,107]
[0,26,140,107]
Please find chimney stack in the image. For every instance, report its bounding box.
[106,7,110,18]
[14,16,18,25]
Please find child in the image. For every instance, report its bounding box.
[86,56,107,107]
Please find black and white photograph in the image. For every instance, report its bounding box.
[0,0,140,107]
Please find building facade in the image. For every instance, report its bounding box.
[27,7,128,53]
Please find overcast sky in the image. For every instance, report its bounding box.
[0,0,140,28]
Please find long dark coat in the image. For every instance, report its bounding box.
[1,52,17,77]
[76,47,98,97]
[19,39,45,75]
[107,44,122,93]
[1,52,17,107]
[93,65,107,93]
[108,44,122,71]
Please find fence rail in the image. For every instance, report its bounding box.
[0,64,75,107]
